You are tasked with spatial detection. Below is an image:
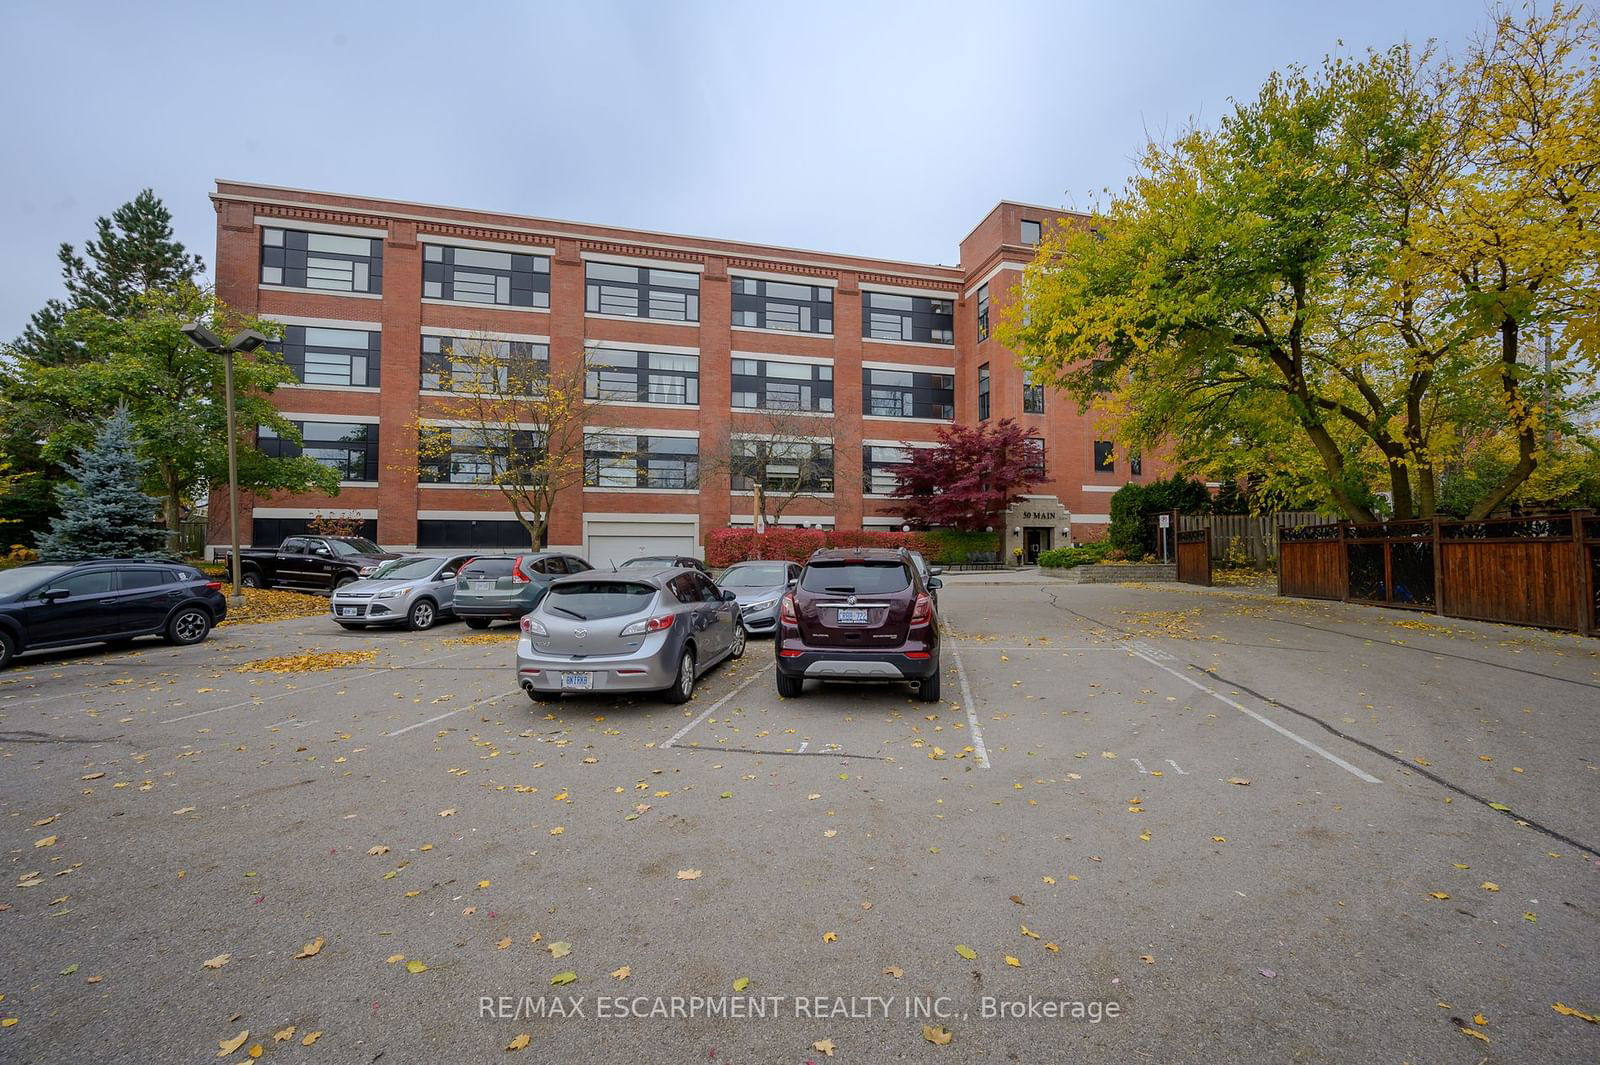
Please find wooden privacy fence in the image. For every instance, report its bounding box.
[1178,511,1327,567]
[1278,512,1600,636]
[1176,528,1212,586]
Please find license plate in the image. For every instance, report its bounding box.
[837,608,869,625]
[470,580,494,591]
[561,672,593,690]
[338,607,358,617]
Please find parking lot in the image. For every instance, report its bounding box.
[3,576,1598,1063]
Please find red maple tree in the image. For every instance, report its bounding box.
[891,418,1043,531]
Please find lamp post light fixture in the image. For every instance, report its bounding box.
[181,324,270,608]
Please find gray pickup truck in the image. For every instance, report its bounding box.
[219,536,402,592]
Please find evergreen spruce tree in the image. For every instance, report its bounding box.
[35,408,167,561]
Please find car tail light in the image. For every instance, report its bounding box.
[206,581,223,591]
[520,616,548,637]
[779,594,797,623]
[511,557,531,583]
[910,593,933,626]
[620,614,675,637]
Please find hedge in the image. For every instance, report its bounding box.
[704,528,998,568]
[1037,542,1112,569]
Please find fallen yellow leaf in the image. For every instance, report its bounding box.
[202,953,231,970]
[405,960,428,974]
[814,1038,836,1056]
[1482,882,1499,892]
[1428,892,1450,900]
[732,976,749,992]
[34,836,57,848]
[922,1024,953,1045]
[1459,1026,1489,1044]
[386,954,405,965]
[506,1033,531,1051]
[295,936,325,959]
[1005,955,1021,968]
[301,1031,322,1046]
[496,937,512,950]
[883,966,903,978]
[218,1030,249,1057]
[1553,1002,1598,1023]
[676,869,702,880]
[273,1026,296,1043]
[822,931,838,943]
[611,966,631,981]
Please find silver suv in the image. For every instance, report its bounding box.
[516,567,745,704]
[330,554,476,631]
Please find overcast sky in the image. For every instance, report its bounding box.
[1,0,1479,341]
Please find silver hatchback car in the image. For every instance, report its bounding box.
[330,554,477,630]
[516,568,746,704]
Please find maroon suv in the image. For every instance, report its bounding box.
[774,548,942,701]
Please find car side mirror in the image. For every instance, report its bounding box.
[722,589,738,602]
[438,570,456,581]
[42,587,70,602]
[927,577,944,590]
[787,577,798,587]
[929,567,943,577]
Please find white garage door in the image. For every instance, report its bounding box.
[583,518,698,570]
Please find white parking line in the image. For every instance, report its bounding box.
[950,647,991,770]
[659,666,772,750]
[385,690,518,737]
[1125,645,1380,784]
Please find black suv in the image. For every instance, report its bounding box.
[774,547,942,701]
[0,559,228,669]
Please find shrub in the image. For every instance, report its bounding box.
[919,529,1000,565]
[1037,542,1112,569]
[705,527,939,567]
[1108,474,1212,556]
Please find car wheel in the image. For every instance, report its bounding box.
[776,670,803,699]
[166,607,212,646]
[407,599,437,631]
[337,622,368,630]
[528,688,560,703]
[463,617,490,630]
[664,649,696,704]
[728,621,747,660]
[916,665,942,703]
[334,576,357,590]
[0,630,15,670]
[240,570,264,589]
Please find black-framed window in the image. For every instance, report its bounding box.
[273,325,380,388]
[976,283,990,341]
[1093,440,1115,473]
[731,358,833,412]
[978,363,991,421]
[260,227,382,294]
[863,368,954,420]
[418,426,543,485]
[258,420,379,482]
[584,433,699,490]
[1020,219,1042,245]
[861,291,954,345]
[1023,378,1045,414]
[421,335,549,393]
[585,349,699,405]
[730,276,833,334]
[423,245,549,308]
[417,519,544,550]
[585,262,699,322]
[1130,453,1143,476]
[253,516,377,546]
[1024,437,1046,479]
[731,440,833,493]
[863,444,915,496]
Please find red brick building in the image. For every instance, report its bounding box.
[207,181,1163,565]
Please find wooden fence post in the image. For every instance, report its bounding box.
[1431,516,1444,616]
[1573,510,1588,635]
[1338,521,1350,602]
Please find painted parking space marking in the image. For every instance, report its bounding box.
[659,666,773,750]
[265,717,318,730]
[1165,758,1188,775]
[1125,643,1381,784]
[385,690,519,737]
[950,647,991,770]
[1126,640,1175,661]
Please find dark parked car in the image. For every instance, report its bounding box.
[716,559,801,636]
[454,552,594,628]
[906,550,943,608]
[0,559,227,669]
[617,554,711,576]
[221,536,401,592]
[774,548,942,701]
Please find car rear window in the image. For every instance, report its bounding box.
[462,558,515,577]
[799,561,911,595]
[545,581,657,620]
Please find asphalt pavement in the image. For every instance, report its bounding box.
[2,579,1597,1063]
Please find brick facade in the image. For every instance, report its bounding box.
[206,182,1165,563]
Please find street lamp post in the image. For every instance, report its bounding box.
[181,324,269,609]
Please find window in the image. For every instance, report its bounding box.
[116,568,172,590]
[731,439,833,494]
[417,426,542,485]
[51,570,114,597]
[584,349,699,405]
[1130,453,1142,476]
[258,420,379,482]
[252,517,377,546]
[863,444,913,496]
[978,363,991,421]
[1094,440,1116,473]
[423,244,549,308]
[799,560,909,595]
[730,358,833,412]
[260,227,382,293]
[583,433,699,490]
[417,520,539,550]
[1020,219,1042,245]
[863,368,954,420]
[976,283,990,341]
[1023,378,1045,414]
[585,262,700,322]
[1024,437,1046,479]
[861,291,955,345]
[730,276,833,334]
[272,325,380,388]
[421,335,548,393]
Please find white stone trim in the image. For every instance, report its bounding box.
[1073,513,1111,524]
[421,297,549,315]
[586,426,700,439]
[589,338,701,357]
[861,337,957,352]
[279,382,381,395]
[584,312,699,328]
[861,438,938,448]
[420,325,551,344]
[277,411,381,425]
[262,313,382,331]
[730,350,833,366]
[417,510,521,520]
[251,506,378,518]
[1080,484,1121,493]
[258,284,382,301]
[963,260,1031,299]
[728,267,837,288]
[862,359,957,374]
[731,324,836,340]
[581,487,699,495]
[255,215,387,238]
[862,415,955,426]
[418,232,554,256]
[729,432,833,444]
[583,512,700,524]
[861,283,958,300]
[729,514,835,526]
[582,250,705,273]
